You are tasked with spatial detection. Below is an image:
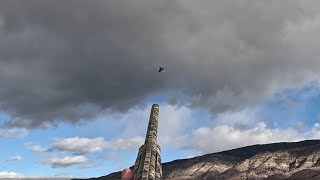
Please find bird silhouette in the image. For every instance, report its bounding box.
[158,67,165,72]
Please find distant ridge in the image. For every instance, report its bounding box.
[73,139,320,180]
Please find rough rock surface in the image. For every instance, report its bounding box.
[73,140,320,180]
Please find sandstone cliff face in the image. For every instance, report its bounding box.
[73,140,320,180]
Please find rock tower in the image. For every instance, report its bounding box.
[133,104,162,180]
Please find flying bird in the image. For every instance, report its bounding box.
[158,67,165,72]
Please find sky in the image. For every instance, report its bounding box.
[2,0,320,178]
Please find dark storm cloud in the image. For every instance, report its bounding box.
[0,0,320,128]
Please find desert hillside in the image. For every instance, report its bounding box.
[73,140,320,180]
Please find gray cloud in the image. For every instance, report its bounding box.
[0,1,320,128]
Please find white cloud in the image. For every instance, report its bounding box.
[49,136,144,154]
[24,103,320,168]
[158,105,193,145]
[0,171,25,178]
[50,137,105,154]
[313,123,320,131]
[6,155,22,161]
[25,142,47,152]
[45,155,88,168]
[131,105,311,155]
[122,104,320,156]
[180,122,304,154]
[0,128,28,139]
[309,123,320,138]
[118,104,290,152]
[0,171,73,179]
[293,121,306,131]
[117,104,195,146]
[104,136,144,151]
[213,108,260,127]
[118,104,293,154]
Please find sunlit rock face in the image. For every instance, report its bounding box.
[73,140,320,180]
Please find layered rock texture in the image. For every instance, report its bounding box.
[73,140,320,180]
